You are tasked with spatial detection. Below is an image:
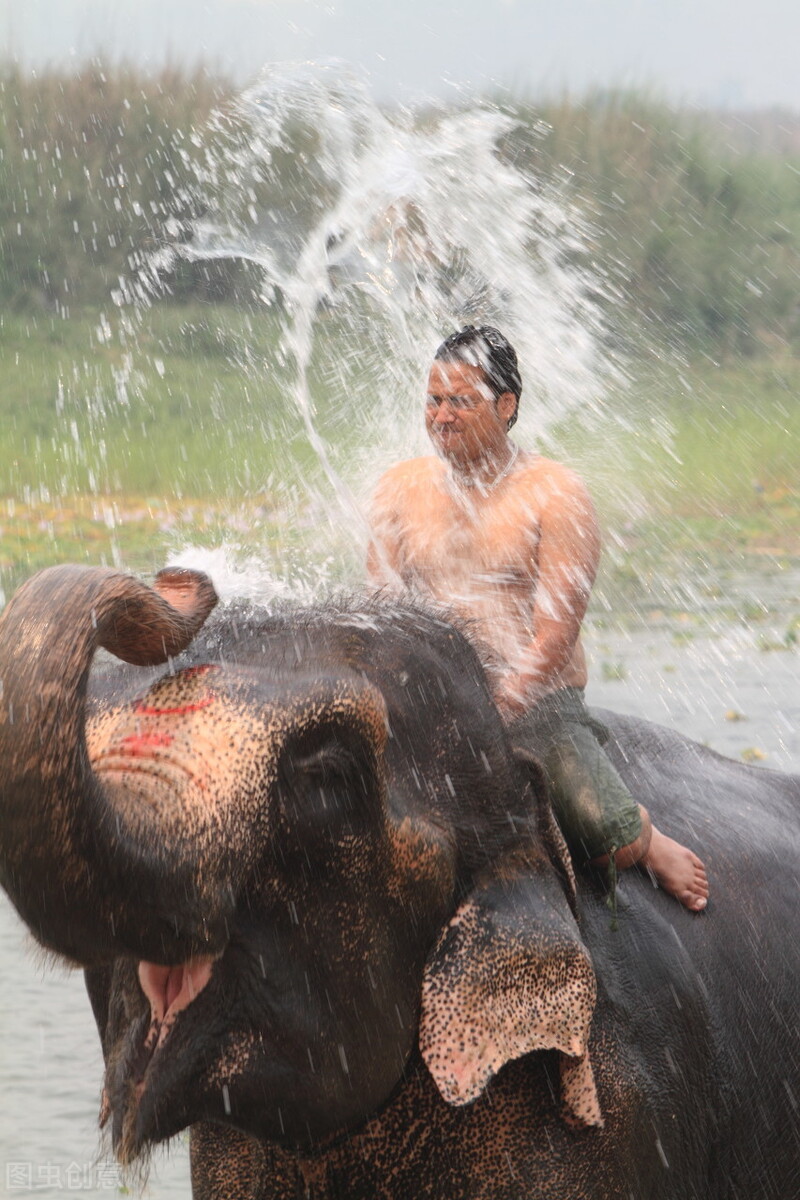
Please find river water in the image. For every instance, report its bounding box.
[0,562,797,1199]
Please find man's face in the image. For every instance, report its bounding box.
[425,360,513,467]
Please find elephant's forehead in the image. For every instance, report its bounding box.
[85,661,388,795]
[89,664,266,741]
[86,664,281,825]
[135,663,222,713]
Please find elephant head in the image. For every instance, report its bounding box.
[0,565,600,1168]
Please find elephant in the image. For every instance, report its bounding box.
[1,563,799,1200]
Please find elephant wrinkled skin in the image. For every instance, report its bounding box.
[0,565,798,1200]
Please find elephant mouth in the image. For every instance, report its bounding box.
[138,956,216,1049]
[109,956,217,1161]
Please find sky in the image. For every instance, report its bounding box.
[2,0,800,111]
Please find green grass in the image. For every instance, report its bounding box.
[0,302,410,595]
[549,358,800,531]
[0,304,320,593]
[544,356,800,616]
[0,304,311,497]
[1,305,799,606]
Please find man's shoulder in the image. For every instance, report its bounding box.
[515,452,590,496]
[373,455,444,495]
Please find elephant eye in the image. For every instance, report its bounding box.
[293,740,356,782]
[276,724,379,840]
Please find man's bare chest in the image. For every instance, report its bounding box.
[398,493,541,590]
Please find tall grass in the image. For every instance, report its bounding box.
[0,305,313,499]
[2,65,800,358]
[0,62,236,311]
[502,90,800,356]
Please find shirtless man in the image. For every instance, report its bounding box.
[368,325,708,912]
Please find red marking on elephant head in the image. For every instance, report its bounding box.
[119,732,175,755]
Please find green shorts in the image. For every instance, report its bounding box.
[509,687,642,863]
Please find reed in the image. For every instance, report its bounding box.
[503,89,800,356]
[0,62,233,311]
[2,65,799,357]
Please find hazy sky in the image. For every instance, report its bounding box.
[3,0,799,110]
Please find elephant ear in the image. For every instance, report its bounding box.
[419,855,603,1129]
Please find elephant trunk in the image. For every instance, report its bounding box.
[0,564,219,966]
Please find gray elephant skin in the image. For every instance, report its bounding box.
[0,564,798,1200]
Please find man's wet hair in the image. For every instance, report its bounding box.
[433,325,522,429]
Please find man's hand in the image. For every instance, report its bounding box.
[493,667,544,721]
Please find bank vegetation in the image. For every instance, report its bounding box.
[1,62,799,358]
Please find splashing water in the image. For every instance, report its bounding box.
[115,61,622,601]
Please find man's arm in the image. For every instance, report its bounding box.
[366,469,405,591]
[366,535,400,588]
[496,468,600,716]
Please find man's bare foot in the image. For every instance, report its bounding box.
[639,826,709,912]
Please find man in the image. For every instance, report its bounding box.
[367,325,708,912]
